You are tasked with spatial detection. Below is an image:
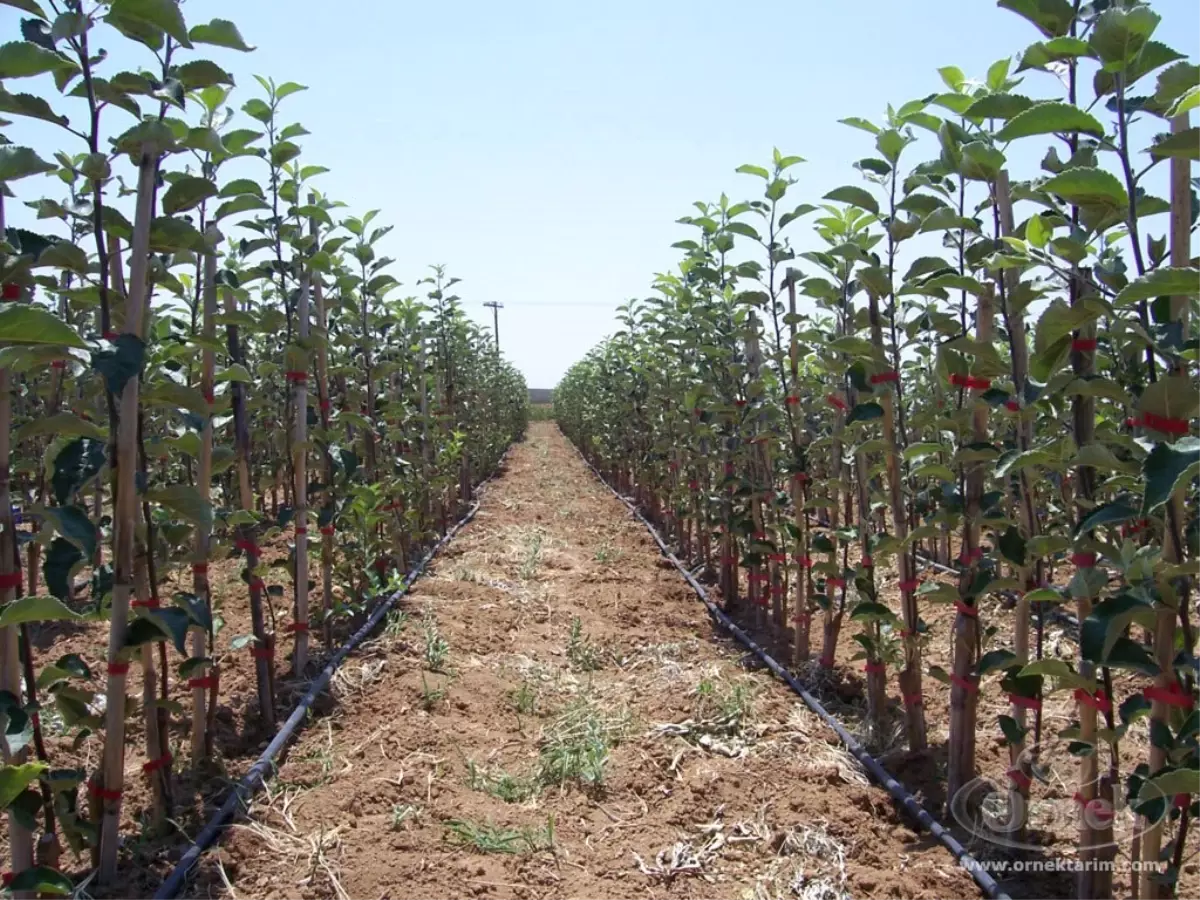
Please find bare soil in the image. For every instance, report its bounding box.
[175,423,983,900]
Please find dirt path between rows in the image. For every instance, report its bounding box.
[184,422,980,900]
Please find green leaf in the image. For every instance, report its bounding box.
[0,87,68,127]
[1141,438,1200,515]
[1101,637,1160,677]
[0,595,83,628]
[147,484,212,529]
[1172,86,1200,117]
[1077,499,1139,535]
[1081,593,1155,665]
[995,101,1104,141]
[846,402,884,426]
[0,1,48,17]
[161,175,218,216]
[0,762,47,809]
[189,18,254,51]
[823,186,879,215]
[214,194,269,220]
[5,866,71,897]
[964,93,1034,120]
[1042,166,1128,214]
[107,0,192,48]
[999,0,1076,37]
[41,537,78,600]
[1139,769,1200,805]
[40,505,96,559]
[174,59,233,91]
[37,240,88,274]
[1018,658,1091,690]
[15,415,103,446]
[269,140,301,167]
[1114,267,1199,306]
[91,333,145,395]
[218,178,264,199]
[0,145,55,181]
[1017,36,1091,71]
[0,304,87,348]
[142,380,209,416]
[0,40,75,79]
[1149,128,1199,162]
[1089,5,1159,70]
[1026,212,1049,248]
[979,648,1020,676]
[839,117,880,135]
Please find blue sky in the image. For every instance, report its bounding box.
[4,0,1198,388]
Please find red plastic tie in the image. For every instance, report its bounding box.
[319,399,331,412]
[319,525,335,536]
[88,781,121,802]
[295,525,308,535]
[768,553,786,563]
[188,676,216,689]
[795,555,813,568]
[785,395,800,406]
[1,283,20,301]
[861,556,873,568]
[1125,416,1141,428]
[202,387,215,405]
[285,371,308,383]
[1007,768,1032,791]
[819,655,834,669]
[954,599,978,618]
[130,598,161,609]
[104,330,119,341]
[958,547,984,564]
[235,538,260,556]
[0,572,21,590]
[192,563,208,575]
[794,611,812,623]
[286,622,310,634]
[826,393,847,411]
[1074,687,1112,714]
[1142,412,1189,436]
[142,751,172,774]
[668,461,679,471]
[870,371,899,385]
[864,661,885,674]
[1005,399,1020,412]
[903,693,923,707]
[827,577,845,589]
[1072,337,1097,352]
[951,673,978,694]
[249,577,267,592]
[1144,682,1194,709]
[107,661,130,676]
[688,479,700,491]
[1175,794,1191,810]
[734,399,747,408]
[2,872,12,887]
[949,373,992,390]
[51,359,66,370]
[1009,694,1042,710]
[792,472,810,483]
[898,579,920,592]
[1071,552,1097,568]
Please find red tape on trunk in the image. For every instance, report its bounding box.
[1009,694,1042,710]
[285,371,308,383]
[1071,552,1097,568]
[319,399,331,412]
[1007,768,1032,790]
[864,661,885,674]
[819,655,834,668]
[795,555,813,568]
[1142,412,1189,436]
[1005,399,1020,412]
[785,395,800,405]
[0,572,21,590]
[954,599,978,618]
[295,526,307,534]
[949,373,991,390]
[898,579,920,592]
[286,622,309,633]
[1074,688,1111,714]
[192,563,208,575]
[1072,338,1097,352]
[320,525,335,536]
[1,283,21,300]
[861,556,873,568]
[235,538,260,556]
[188,676,216,689]
[51,359,66,370]
[870,371,899,385]
[826,393,847,411]
[827,577,845,589]
[88,781,121,802]
[1144,683,1194,708]
[1176,794,1191,810]
[951,674,978,694]
[142,752,172,774]
[131,598,160,609]
[903,693,923,707]
[107,662,130,676]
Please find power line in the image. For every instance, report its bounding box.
[482,301,503,351]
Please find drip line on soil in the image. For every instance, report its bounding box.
[570,443,1010,900]
[154,451,511,900]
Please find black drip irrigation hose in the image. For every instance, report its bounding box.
[154,452,510,900]
[571,446,1010,900]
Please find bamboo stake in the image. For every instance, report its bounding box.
[191,226,220,763]
[97,144,158,884]
[312,232,334,648]
[224,285,276,732]
[291,205,312,674]
[946,283,994,810]
[1140,109,1192,900]
[0,194,35,884]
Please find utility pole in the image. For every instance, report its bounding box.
[483,301,503,353]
